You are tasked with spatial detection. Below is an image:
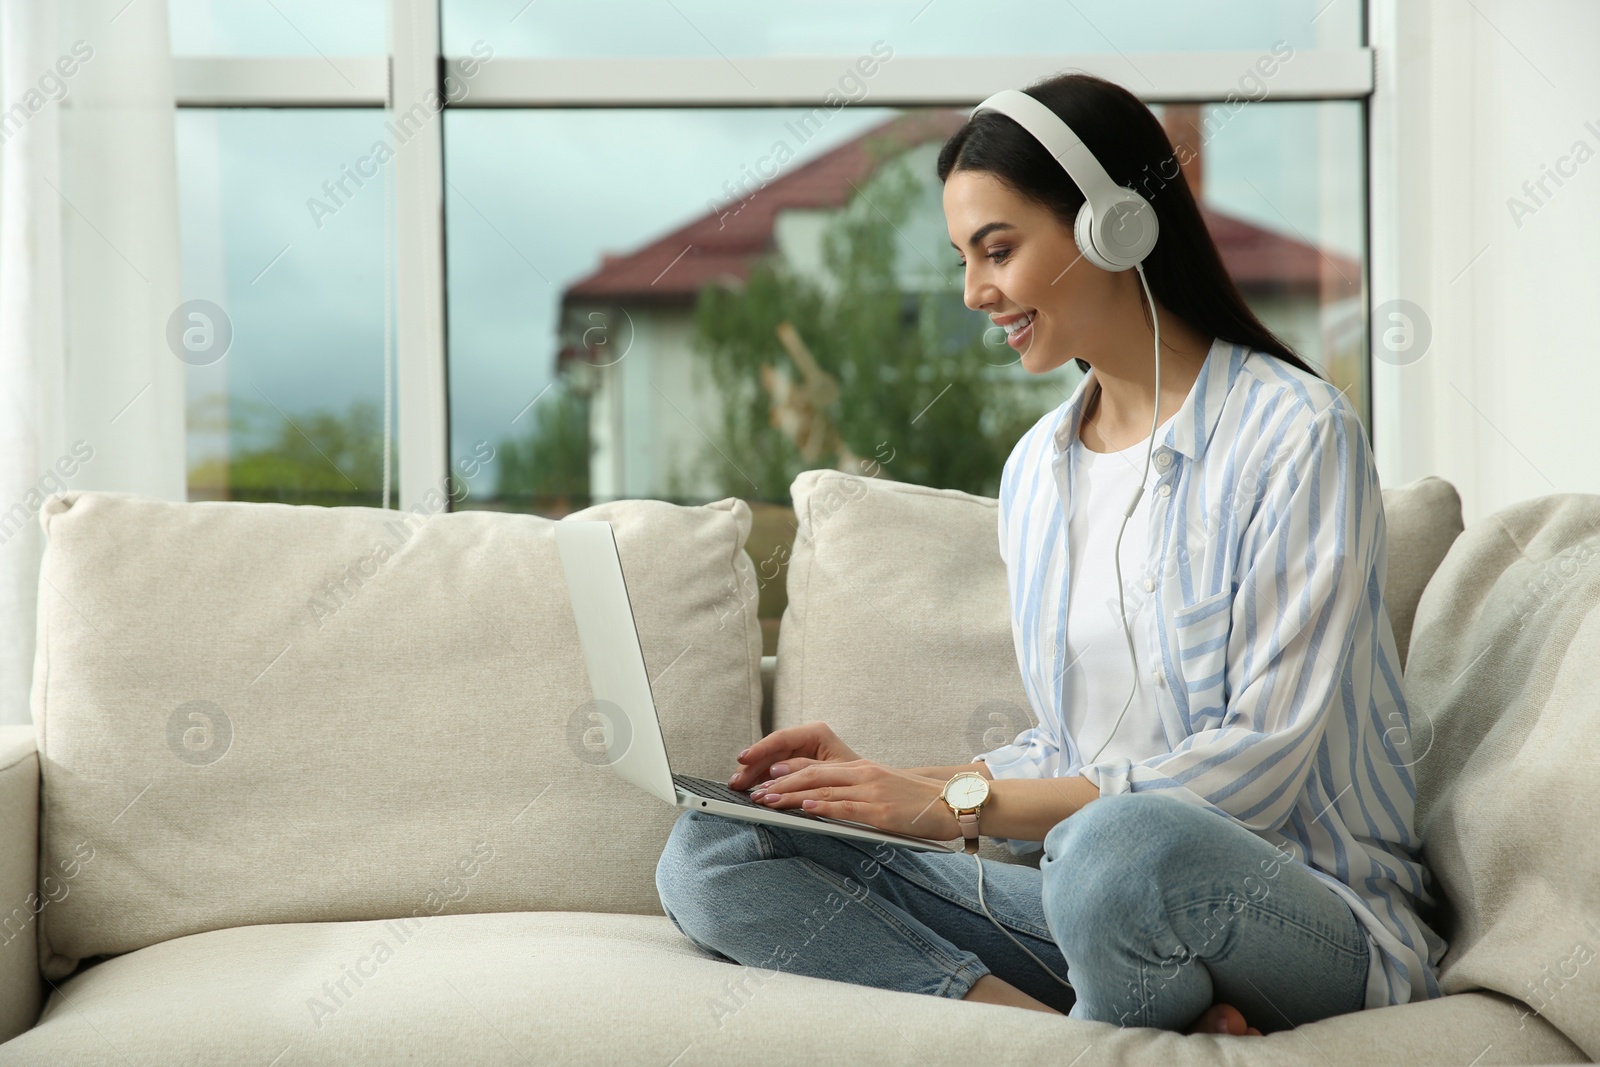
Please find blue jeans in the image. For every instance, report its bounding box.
[655,791,1370,1032]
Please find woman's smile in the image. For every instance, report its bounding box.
[993,310,1037,349]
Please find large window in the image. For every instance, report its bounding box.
[171,1,1373,650]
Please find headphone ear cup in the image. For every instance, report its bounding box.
[1075,192,1159,272]
[1074,200,1117,272]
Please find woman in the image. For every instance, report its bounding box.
[655,72,1447,1036]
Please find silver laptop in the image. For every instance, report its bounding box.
[554,519,963,854]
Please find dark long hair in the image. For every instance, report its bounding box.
[937,72,1323,380]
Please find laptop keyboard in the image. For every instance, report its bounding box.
[672,772,827,822]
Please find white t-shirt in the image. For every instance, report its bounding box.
[1062,406,1177,767]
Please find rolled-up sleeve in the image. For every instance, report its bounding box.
[1077,404,1379,835]
[973,726,1060,781]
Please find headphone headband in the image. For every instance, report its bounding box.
[969,88,1158,271]
[971,90,1122,215]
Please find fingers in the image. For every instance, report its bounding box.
[732,756,818,793]
[751,782,845,813]
[728,723,829,788]
[727,757,763,790]
[727,733,790,788]
[729,748,809,789]
[765,756,818,779]
[751,760,865,808]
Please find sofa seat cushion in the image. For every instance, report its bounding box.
[30,491,763,981]
[0,910,1580,1066]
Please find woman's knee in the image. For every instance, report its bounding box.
[655,810,764,914]
[1039,793,1203,921]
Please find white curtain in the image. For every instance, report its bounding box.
[0,0,185,726]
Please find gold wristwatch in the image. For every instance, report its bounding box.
[941,772,991,854]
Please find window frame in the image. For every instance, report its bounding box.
[173,3,1376,510]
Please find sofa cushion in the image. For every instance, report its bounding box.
[1380,476,1464,669]
[29,491,762,981]
[1404,492,1600,1060]
[0,911,1579,1066]
[772,470,1034,866]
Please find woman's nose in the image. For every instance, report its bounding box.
[962,265,994,312]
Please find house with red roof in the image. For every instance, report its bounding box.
[557,108,1361,502]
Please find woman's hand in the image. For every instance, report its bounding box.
[728,721,862,791]
[750,760,960,841]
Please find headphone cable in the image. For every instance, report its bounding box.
[1085,260,1162,766]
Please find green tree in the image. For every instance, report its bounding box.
[492,383,592,506]
[690,141,1040,502]
[188,394,389,507]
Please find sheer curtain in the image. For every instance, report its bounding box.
[0,0,184,726]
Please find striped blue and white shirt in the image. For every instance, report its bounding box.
[974,337,1449,1011]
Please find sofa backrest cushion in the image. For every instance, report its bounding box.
[773,471,1036,865]
[1380,476,1465,669]
[775,470,1030,764]
[30,491,762,981]
[1405,492,1600,1058]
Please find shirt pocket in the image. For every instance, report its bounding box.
[1170,587,1233,730]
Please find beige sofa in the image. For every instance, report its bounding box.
[0,473,1595,1065]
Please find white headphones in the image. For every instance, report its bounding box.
[969,89,1159,271]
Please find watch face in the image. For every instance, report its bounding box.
[945,775,989,809]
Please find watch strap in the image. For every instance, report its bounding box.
[957,810,980,854]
